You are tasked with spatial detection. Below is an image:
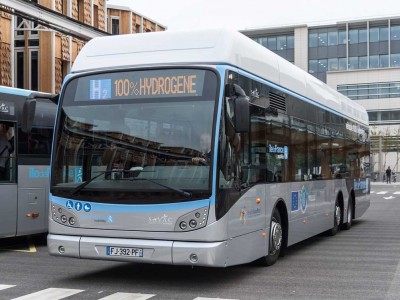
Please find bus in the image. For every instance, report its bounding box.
[0,86,57,238]
[47,28,370,267]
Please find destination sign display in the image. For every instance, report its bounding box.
[85,69,206,100]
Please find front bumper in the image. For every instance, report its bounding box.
[47,234,229,267]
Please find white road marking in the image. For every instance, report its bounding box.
[0,285,15,291]
[11,288,84,300]
[98,292,155,300]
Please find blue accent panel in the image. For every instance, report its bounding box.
[50,195,211,213]
[0,86,32,96]
[291,191,299,212]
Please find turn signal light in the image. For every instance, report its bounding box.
[26,212,39,218]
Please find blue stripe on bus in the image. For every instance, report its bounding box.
[50,195,211,213]
[0,86,32,96]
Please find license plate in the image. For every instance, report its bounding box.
[106,246,143,257]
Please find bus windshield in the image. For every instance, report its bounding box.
[50,68,218,204]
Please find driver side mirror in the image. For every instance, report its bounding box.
[234,96,249,133]
[22,99,36,133]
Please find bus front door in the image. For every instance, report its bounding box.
[0,121,17,237]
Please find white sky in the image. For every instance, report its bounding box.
[107,0,400,31]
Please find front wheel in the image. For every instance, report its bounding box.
[256,208,283,266]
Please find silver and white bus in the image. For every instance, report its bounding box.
[0,86,57,238]
[48,28,370,267]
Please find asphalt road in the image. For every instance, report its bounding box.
[0,183,399,300]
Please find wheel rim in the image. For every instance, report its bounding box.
[335,205,341,225]
[271,219,282,252]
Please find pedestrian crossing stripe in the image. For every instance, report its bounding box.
[377,191,388,194]
[194,298,238,300]
[98,292,155,300]
[1,285,237,300]
[394,191,400,194]
[11,288,84,300]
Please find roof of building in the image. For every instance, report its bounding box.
[71,28,368,125]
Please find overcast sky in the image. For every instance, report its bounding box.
[107,0,400,31]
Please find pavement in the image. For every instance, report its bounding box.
[371,180,400,186]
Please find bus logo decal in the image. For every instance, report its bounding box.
[300,186,308,213]
[148,214,173,225]
[0,103,9,113]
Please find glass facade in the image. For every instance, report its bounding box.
[252,33,295,63]
[338,82,400,100]
[308,20,400,82]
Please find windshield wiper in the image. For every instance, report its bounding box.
[68,168,192,198]
[68,169,118,196]
[128,177,192,198]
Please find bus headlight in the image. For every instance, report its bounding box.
[175,207,209,231]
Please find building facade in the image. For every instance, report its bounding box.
[0,0,165,94]
[242,17,400,175]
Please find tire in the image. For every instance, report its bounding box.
[341,198,353,230]
[328,199,341,236]
[256,208,283,266]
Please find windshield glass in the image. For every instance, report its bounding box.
[51,68,218,204]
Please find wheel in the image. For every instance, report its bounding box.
[328,199,341,236]
[256,208,283,266]
[341,198,353,230]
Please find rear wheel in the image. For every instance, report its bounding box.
[257,208,283,266]
[342,198,353,230]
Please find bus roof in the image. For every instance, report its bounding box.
[0,85,54,99]
[71,28,368,126]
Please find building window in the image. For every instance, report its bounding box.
[380,55,389,68]
[29,50,38,91]
[391,53,400,67]
[359,56,368,69]
[338,81,400,100]
[380,26,389,41]
[318,32,327,46]
[348,56,358,70]
[370,27,379,42]
[16,16,24,37]
[338,30,347,44]
[359,28,367,43]
[328,31,338,46]
[338,58,347,71]
[349,29,358,44]
[370,55,379,68]
[318,59,327,72]
[111,17,120,35]
[287,35,294,49]
[308,60,317,73]
[277,36,286,50]
[15,51,25,89]
[391,25,400,40]
[309,32,318,47]
[267,37,277,50]
[328,58,338,71]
